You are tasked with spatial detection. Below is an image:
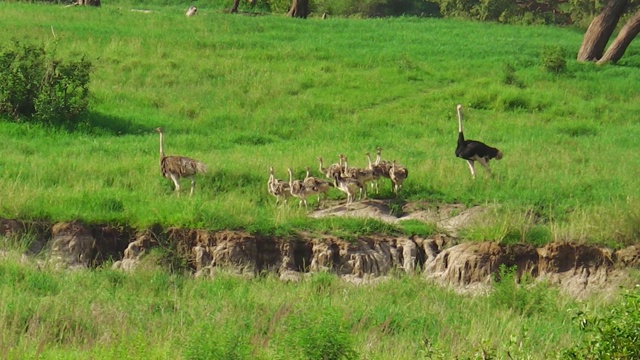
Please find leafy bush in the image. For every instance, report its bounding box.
[562,286,640,359]
[490,264,555,317]
[0,40,91,127]
[567,0,601,27]
[540,45,567,74]
[474,0,518,22]
[313,0,440,17]
[432,0,579,24]
[501,62,525,88]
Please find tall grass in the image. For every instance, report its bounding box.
[0,3,639,245]
[0,248,596,359]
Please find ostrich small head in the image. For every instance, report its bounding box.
[495,150,504,160]
[155,127,163,134]
[457,104,462,111]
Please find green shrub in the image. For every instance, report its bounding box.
[540,45,567,74]
[0,40,91,127]
[490,264,555,317]
[433,0,566,23]
[475,0,518,22]
[313,0,440,17]
[562,286,640,359]
[501,62,525,88]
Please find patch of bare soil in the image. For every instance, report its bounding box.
[311,199,486,237]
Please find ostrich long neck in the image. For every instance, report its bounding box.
[366,153,373,169]
[288,169,294,189]
[158,131,166,160]
[268,168,275,187]
[318,158,325,173]
[457,105,464,136]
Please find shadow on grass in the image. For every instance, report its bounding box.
[82,111,150,135]
[37,111,151,136]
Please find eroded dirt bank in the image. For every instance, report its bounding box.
[2,215,639,299]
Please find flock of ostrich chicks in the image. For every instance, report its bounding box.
[270,149,408,209]
[154,104,504,209]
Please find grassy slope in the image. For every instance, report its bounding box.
[0,250,586,359]
[0,3,639,245]
[0,4,638,359]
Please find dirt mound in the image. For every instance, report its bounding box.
[311,199,485,236]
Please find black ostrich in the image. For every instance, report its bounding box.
[455,104,503,178]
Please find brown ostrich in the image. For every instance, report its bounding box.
[155,127,207,196]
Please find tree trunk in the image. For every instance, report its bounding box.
[597,10,640,64]
[577,0,628,62]
[76,0,100,6]
[287,0,309,18]
[230,0,240,13]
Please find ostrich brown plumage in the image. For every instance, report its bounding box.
[340,154,375,200]
[287,168,317,209]
[332,172,361,207]
[365,151,388,194]
[155,127,207,196]
[454,104,503,178]
[304,166,333,206]
[268,167,291,206]
[318,156,343,180]
[389,160,408,195]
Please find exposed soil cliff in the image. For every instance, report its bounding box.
[2,202,639,299]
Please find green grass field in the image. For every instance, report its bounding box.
[1,3,639,246]
[1,2,640,358]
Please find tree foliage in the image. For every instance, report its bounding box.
[0,41,91,127]
[432,0,579,24]
[276,0,631,24]
[312,0,440,17]
[562,287,640,359]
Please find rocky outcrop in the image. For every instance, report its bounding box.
[113,229,154,271]
[424,242,538,288]
[1,219,132,270]
[49,222,97,269]
[424,241,628,298]
[1,219,638,297]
